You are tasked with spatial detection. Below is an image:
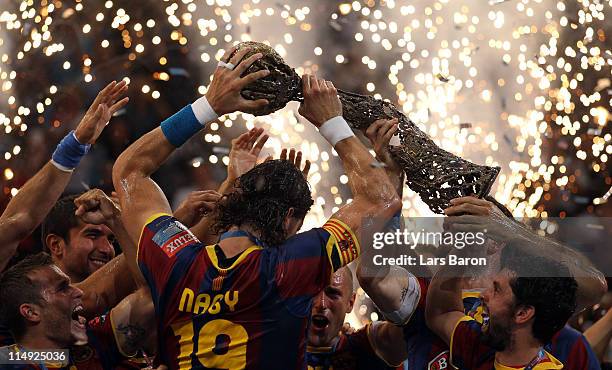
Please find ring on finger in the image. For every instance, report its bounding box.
[217,61,236,70]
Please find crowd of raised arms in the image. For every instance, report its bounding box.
[0,45,609,370]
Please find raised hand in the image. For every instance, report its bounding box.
[443,196,521,243]
[205,45,270,116]
[74,189,121,227]
[74,80,129,144]
[298,74,342,127]
[364,118,400,173]
[279,148,311,178]
[173,190,222,228]
[227,127,269,180]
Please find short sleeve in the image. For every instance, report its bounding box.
[450,316,492,369]
[273,219,359,317]
[548,327,601,370]
[564,337,600,370]
[275,219,359,298]
[137,214,201,303]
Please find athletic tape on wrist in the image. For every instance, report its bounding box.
[161,97,218,147]
[319,116,354,146]
[191,96,219,124]
[380,271,421,326]
[51,131,91,171]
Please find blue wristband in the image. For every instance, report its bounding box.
[51,131,91,170]
[160,105,205,147]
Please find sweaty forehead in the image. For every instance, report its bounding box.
[73,222,113,236]
[330,268,353,293]
[29,264,70,287]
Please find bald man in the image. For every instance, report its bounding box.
[306,267,411,370]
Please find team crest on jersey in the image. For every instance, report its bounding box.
[428,350,450,370]
[152,219,196,257]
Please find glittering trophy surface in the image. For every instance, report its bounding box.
[232,41,500,213]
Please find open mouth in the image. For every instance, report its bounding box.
[89,257,109,268]
[71,304,86,329]
[311,315,330,330]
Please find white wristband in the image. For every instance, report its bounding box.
[191,96,219,125]
[380,271,421,326]
[319,116,354,146]
[50,159,75,173]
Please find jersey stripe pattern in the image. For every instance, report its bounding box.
[137,214,359,370]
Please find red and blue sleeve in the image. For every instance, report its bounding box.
[274,219,359,316]
[137,213,200,305]
[549,327,601,370]
[450,316,493,369]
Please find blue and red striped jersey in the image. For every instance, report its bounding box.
[451,316,563,370]
[403,278,599,370]
[547,325,600,370]
[137,214,359,370]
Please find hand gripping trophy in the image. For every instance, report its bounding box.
[230,41,500,214]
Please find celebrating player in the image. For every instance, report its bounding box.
[306,267,407,370]
[0,253,142,369]
[112,45,401,368]
[0,80,128,272]
[426,243,579,369]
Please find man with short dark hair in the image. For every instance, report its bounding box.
[0,81,128,349]
[426,243,578,369]
[42,194,116,284]
[0,81,128,273]
[0,253,129,369]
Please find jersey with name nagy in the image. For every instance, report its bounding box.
[138,214,359,370]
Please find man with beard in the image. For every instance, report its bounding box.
[426,243,578,370]
[356,116,602,369]
[306,267,409,370]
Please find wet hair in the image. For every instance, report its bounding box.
[212,160,313,246]
[41,193,83,247]
[0,253,54,340]
[500,243,578,344]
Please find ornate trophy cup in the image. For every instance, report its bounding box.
[231,42,500,213]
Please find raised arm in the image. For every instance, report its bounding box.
[298,74,401,242]
[0,81,128,271]
[584,307,612,362]
[444,196,607,312]
[73,189,143,317]
[112,46,269,248]
[425,267,468,345]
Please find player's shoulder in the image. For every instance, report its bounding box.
[549,325,593,354]
[140,213,201,255]
[554,325,587,341]
[275,227,330,253]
